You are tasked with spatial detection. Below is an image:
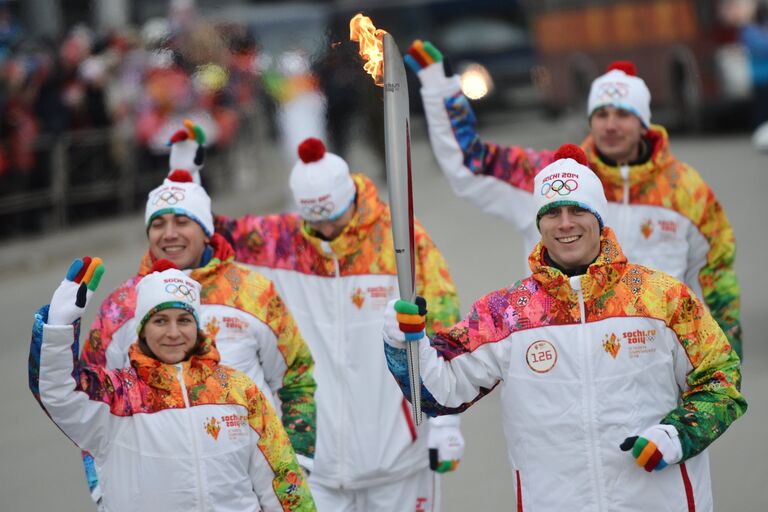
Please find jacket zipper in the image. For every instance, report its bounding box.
[571,276,604,511]
[619,164,630,239]
[178,364,206,511]
[325,242,347,489]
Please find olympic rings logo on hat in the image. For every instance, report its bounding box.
[541,179,578,199]
[165,282,197,302]
[597,82,629,101]
[302,201,336,220]
[153,190,185,207]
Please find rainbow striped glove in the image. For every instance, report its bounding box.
[168,119,206,185]
[48,257,106,326]
[620,424,682,472]
[404,40,454,90]
[384,297,428,343]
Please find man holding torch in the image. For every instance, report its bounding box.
[215,135,464,511]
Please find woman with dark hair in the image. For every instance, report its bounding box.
[29,257,315,512]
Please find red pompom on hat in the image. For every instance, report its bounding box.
[298,137,326,163]
[553,143,588,166]
[606,60,637,76]
[150,258,178,273]
[167,169,194,183]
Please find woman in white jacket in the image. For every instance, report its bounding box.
[28,257,315,512]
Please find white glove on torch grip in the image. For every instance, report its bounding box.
[641,424,683,465]
[383,298,408,347]
[48,280,90,326]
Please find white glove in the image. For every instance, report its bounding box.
[383,298,428,347]
[168,119,205,185]
[428,415,464,473]
[383,298,407,345]
[620,424,682,471]
[48,257,105,326]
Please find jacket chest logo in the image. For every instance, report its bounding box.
[602,333,621,359]
[204,416,221,440]
[204,414,248,441]
[602,329,657,359]
[526,340,557,373]
[640,218,678,240]
[351,285,394,310]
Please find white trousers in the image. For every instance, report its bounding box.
[310,467,441,512]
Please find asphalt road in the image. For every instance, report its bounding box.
[1,111,766,511]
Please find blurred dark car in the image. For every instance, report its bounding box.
[337,0,541,113]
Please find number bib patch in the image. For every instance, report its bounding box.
[526,340,558,373]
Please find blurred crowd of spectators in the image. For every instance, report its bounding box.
[0,4,263,205]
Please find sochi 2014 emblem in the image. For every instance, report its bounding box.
[602,333,621,359]
[204,416,220,440]
[526,340,557,373]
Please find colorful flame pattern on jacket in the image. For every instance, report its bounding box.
[80,234,316,458]
[390,228,745,461]
[445,91,742,358]
[29,307,314,511]
[215,173,460,336]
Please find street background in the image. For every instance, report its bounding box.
[2,0,768,509]
[1,110,766,510]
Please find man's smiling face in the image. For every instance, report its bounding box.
[147,213,208,269]
[539,205,601,270]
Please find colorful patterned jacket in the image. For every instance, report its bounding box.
[420,80,742,357]
[29,307,315,512]
[215,173,460,489]
[385,227,746,512]
[81,234,316,462]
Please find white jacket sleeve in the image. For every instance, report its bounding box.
[33,317,116,460]
[383,330,506,415]
[420,79,538,235]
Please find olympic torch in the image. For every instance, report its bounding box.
[382,33,422,425]
[350,15,422,425]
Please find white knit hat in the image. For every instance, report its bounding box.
[289,138,356,222]
[168,119,206,185]
[145,170,214,236]
[534,144,608,230]
[588,61,651,128]
[135,260,201,335]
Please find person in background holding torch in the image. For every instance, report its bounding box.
[383,145,746,512]
[215,135,463,511]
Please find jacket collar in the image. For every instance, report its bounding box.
[128,337,220,393]
[582,125,672,189]
[140,232,235,281]
[528,227,627,304]
[300,173,385,259]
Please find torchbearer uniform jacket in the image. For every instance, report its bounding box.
[420,80,742,357]
[216,173,460,489]
[385,228,746,512]
[29,309,315,512]
[80,234,317,464]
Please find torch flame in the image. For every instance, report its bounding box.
[349,13,386,86]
